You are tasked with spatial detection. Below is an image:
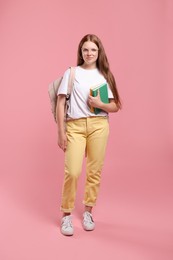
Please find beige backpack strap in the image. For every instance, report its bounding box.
[67,66,75,97]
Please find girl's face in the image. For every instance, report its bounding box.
[81,41,99,67]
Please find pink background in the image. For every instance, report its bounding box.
[0,0,173,259]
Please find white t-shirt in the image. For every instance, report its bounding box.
[57,66,114,119]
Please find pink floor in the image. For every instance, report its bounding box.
[0,165,172,260]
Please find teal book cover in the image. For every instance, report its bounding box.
[90,83,109,114]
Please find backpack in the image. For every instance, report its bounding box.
[48,67,75,122]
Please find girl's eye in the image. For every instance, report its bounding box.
[82,48,98,53]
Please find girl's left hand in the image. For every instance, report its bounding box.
[88,90,102,108]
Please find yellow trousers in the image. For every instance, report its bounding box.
[60,116,109,213]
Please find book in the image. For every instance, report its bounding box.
[90,82,109,114]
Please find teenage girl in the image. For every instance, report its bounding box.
[57,34,121,236]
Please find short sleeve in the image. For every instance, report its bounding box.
[107,84,114,99]
[57,68,70,96]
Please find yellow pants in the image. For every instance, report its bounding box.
[60,116,109,213]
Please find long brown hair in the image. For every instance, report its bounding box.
[77,34,122,109]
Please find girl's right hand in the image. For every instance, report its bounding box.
[58,131,67,152]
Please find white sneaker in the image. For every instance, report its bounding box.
[61,215,74,236]
[83,211,95,231]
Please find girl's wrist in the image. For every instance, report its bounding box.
[58,127,65,134]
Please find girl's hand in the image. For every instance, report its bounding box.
[88,90,102,108]
[58,131,67,152]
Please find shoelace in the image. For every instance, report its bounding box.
[62,216,73,228]
[84,212,94,224]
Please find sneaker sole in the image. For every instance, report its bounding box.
[82,224,95,231]
[61,230,74,236]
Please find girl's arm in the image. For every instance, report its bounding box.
[56,95,67,152]
[98,99,119,113]
[88,91,119,113]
